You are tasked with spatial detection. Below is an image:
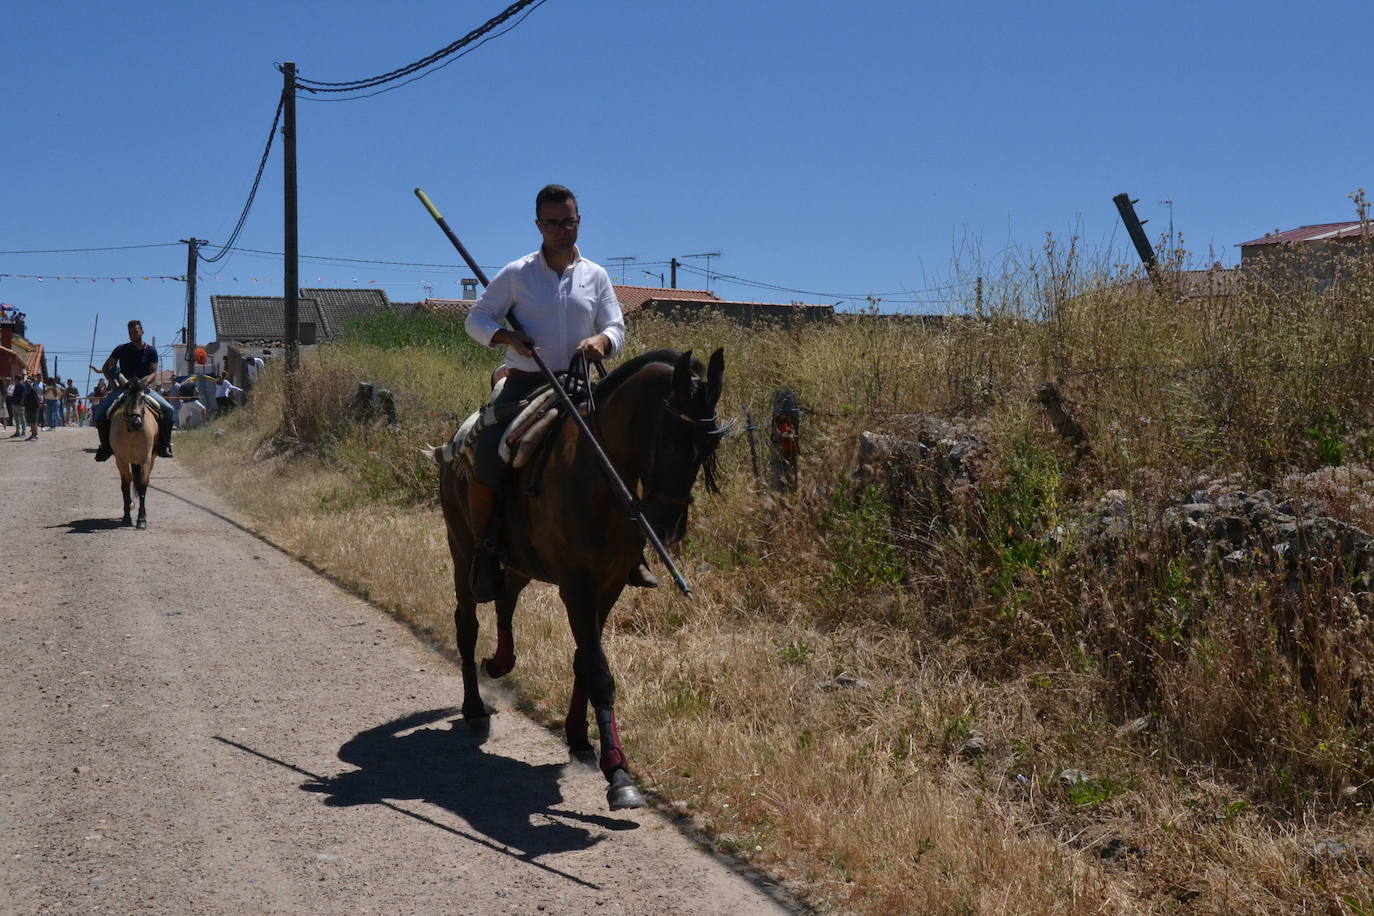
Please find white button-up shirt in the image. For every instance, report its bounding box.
[464,247,625,373]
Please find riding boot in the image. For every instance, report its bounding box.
[628,554,660,588]
[155,416,174,459]
[467,478,504,603]
[94,420,113,462]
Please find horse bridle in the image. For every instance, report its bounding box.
[119,382,147,432]
[640,398,730,509]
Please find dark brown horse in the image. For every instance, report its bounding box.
[438,348,726,809]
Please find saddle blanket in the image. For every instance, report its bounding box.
[435,380,564,475]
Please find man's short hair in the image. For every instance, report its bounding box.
[128,320,142,330]
[535,184,577,216]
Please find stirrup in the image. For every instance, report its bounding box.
[470,551,504,604]
[628,562,659,589]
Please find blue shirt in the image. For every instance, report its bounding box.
[105,342,159,381]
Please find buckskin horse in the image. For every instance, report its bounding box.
[438,348,726,809]
[109,373,161,529]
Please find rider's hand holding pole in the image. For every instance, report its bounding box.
[491,328,536,358]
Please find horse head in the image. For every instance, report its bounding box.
[120,373,155,433]
[640,348,729,544]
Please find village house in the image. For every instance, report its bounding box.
[0,306,45,381]
[1237,220,1371,291]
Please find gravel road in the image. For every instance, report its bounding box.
[1,429,789,915]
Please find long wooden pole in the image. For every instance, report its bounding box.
[413,187,693,597]
[83,314,98,404]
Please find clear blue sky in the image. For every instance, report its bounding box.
[2,0,1368,373]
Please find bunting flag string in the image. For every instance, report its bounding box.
[0,273,183,283]
[0,272,494,294]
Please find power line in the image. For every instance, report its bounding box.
[291,0,551,100]
[199,93,286,264]
[206,245,490,270]
[672,262,975,301]
[0,243,180,255]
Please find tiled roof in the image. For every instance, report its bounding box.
[613,284,718,314]
[210,288,396,342]
[212,295,322,340]
[1238,221,1370,247]
[1125,267,1240,299]
[645,296,833,310]
[305,288,392,337]
[419,298,476,317]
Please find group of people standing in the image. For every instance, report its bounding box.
[2,376,96,439]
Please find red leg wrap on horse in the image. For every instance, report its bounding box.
[599,710,626,776]
[599,747,626,778]
[485,627,516,677]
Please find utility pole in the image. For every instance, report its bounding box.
[283,62,300,375]
[670,257,679,289]
[181,238,205,374]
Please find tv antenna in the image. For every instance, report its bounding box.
[683,251,722,291]
[607,256,636,284]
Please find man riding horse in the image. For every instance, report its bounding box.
[462,184,658,601]
[93,320,175,462]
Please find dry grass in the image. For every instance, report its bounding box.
[180,244,1374,913]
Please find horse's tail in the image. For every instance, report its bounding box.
[426,445,444,467]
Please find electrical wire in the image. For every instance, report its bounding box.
[198,93,286,264]
[672,262,975,301]
[0,243,181,254]
[290,0,550,100]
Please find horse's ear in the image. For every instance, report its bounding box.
[706,348,724,407]
[141,373,156,386]
[672,350,694,404]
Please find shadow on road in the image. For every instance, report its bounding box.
[216,708,637,890]
[307,708,636,851]
[47,517,128,534]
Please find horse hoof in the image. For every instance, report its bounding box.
[568,742,597,766]
[482,656,515,679]
[461,701,492,721]
[136,519,148,530]
[121,517,132,527]
[606,769,645,810]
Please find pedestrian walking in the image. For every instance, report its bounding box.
[9,377,27,437]
[43,377,63,429]
[22,375,42,440]
[214,373,243,416]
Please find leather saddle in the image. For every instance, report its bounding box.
[437,376,587,476]
[111,388,164,422]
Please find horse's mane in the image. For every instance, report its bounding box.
[593,348,690,407]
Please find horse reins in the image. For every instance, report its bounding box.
[640,397,729,509]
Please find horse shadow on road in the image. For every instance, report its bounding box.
[299,707,636,867]
[47,517,129,534]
